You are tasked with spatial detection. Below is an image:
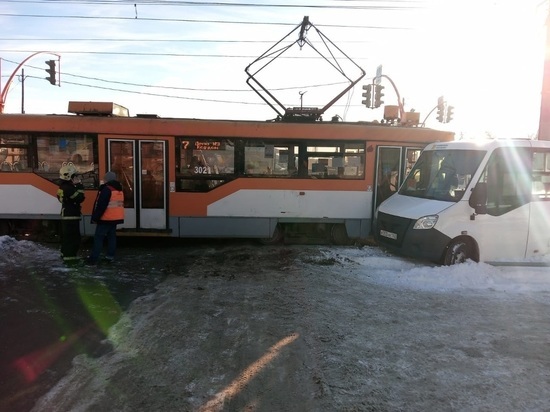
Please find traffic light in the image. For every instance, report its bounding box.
[436,96,445,123]
[45,60,56,85]
[446,105,454,123]
[361,84,372,108]
[374,84,385,108]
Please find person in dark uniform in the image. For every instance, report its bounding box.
[57,164,85,264]
[87,171,125,265]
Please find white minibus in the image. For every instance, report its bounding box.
[375,139,550,265]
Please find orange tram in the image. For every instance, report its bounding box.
[0,101,454,243]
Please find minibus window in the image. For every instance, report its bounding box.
[479,147,531,216]
[399,150,485,202]
[531,151,550,201]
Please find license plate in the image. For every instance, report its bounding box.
[380,230,397,240]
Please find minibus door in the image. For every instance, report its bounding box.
[526,201,550,257]
[107,139,167,231]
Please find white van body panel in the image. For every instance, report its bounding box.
[376,139,550,264]
[378,193,453,220]
[380,195,530,262]
[439,204,530,262]
[527,201,550,258]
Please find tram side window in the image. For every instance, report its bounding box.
[244,142,299,176]
[36,135,98,188]
[306,142,365,179]
[177,138,235,191]
[244,140,365,179]
[532,150,550,201]
[0,134,30,172]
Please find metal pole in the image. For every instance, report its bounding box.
[380,74,405,120]
[0,51,59,113]
[538,7,550,140]
[21,68,25,114]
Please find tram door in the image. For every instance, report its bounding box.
[375,146,422,209]
[107,139,167,230]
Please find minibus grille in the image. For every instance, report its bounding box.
[376,212,412,248]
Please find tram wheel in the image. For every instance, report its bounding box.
[259,224,284,245]
[330,224,353,246]
[0,220,9,236]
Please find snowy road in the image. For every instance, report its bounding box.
[1,236,550,411]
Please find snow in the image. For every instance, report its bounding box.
[319,246,550,294]
[0,235,59,280]
[3,236,550,411]
[2,234,549,296]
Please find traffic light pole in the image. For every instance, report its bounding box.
[21,68,25,114]
[0,51,60,114]
[421,97,453,126]
[539,7,550,140]
[421,106,437,127]
[379,74,405,119]
[362,72,452,126]
[362,74,405,118]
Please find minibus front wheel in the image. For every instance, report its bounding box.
[443,237,479,265]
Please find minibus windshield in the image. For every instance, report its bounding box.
[399,149,486,201]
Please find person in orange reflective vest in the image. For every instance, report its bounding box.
[87,171,124,265]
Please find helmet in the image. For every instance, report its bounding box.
[59,164,78,181]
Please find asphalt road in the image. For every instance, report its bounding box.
[0,237,172,412]
[4,237,550,411]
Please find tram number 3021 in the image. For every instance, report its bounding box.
[194,166,211,174]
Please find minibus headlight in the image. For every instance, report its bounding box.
[413,215,438,230]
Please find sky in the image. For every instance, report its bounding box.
[0,0,548,140]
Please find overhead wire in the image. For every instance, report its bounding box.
[0,13,407,29]
[23,75,366,108]
[24,75,264,104]
[0,0,406,110]
[0,50,370,60]
[3,58,355,106]
[0,38,374,44]
[1,0,419,10]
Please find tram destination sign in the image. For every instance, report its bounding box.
[181,139,225,151]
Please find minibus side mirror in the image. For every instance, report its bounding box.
[469,182,487,215]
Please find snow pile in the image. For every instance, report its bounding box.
[0,235,59,272]
[1,234,548,294]
[320,246,550,293]
[0,235,45,255]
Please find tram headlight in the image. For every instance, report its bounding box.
[413,215,438,230]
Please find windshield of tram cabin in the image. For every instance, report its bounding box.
[399,149,486,202]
